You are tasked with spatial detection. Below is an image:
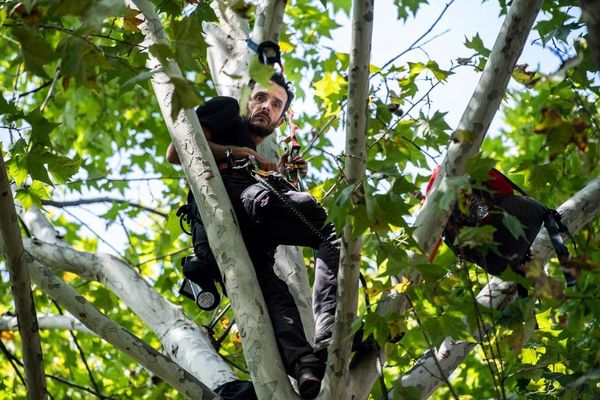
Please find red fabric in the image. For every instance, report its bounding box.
[425,165,441,196]
[425,166,514,197]
[485,168,514,196]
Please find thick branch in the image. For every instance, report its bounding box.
[581,0,600,70]
[0,314,94,335]
[400,176,600,398]
[25,257,213,399]
[127,0,296,397]
[326,0,374,398]
[21,206,236,390]
[0,155,47,399]
[413,0,543,255]
[41,197,167,218]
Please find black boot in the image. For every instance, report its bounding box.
[293,354,325,399]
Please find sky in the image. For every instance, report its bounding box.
[322,0,563,150]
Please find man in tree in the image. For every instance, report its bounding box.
[167,73,339,399]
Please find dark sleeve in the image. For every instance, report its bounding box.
[195,96,240,138]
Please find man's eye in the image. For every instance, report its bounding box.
[255,94,265,101]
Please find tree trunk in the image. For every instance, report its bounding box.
[127,0,297,397]
[325,0,374,398]
[0,155,47,400]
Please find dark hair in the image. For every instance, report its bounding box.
[249,72,295,115]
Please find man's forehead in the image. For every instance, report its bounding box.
[251,82,287,102]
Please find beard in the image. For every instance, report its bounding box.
[243,115,276,138]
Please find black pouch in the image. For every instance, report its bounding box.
[444,189,548,276]
[240,183,270,224]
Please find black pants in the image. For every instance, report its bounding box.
[187,171,339,374]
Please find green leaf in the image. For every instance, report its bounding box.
[58,36,104,87]
[0,94,20,116]
[25,109,60,147]
[393,0,428,21]
[249,60,275,87]
[11,26,58,78]
[454,225,496,249]
[192,1,218,22]
[464,33,491,57]
[157,0,184,16]
[16,181,49,209]
[172,13,208,70]
[82,0,127,29]
[47,154,82,183]
[502,212,527,240]
[170,77,201,120]
[465,154,496,183]
[149,43,174,65]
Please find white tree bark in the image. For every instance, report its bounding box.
[413,0,544,255]
[0,314,94,335]
[0,155,47,400]
[21,206,235,389]
[400,176,600,398]
[325,0,374,398]
[26,258,213,399]
[127,0,297,397]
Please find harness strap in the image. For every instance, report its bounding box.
[246,39,284,72]
[543,211,578,286]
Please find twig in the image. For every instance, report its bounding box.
[133,246,192,267]
[0,338,27,387]
[374,1,455,77]
[41,197,168,218]
[60,208,123,255]
[51,300,103,397]
[16,80,53,100]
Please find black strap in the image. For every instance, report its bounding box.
[246,39,282,67]
[543,211,578,286]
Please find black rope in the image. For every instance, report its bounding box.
[250,171,338,254]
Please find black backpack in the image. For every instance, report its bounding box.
[426,167,577,287]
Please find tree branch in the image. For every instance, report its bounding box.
[351,0,545,396]
[413,0,544,255]
[0,314,94,335]
[21,205,236,391]
[326,0,374,397]
[0,154,47,399]
[41,197,168,218]
[15,256,213,399]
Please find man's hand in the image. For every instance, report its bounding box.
[233,147,277,171]
[277,150,308,176]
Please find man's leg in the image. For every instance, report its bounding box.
[258,188,341,352]
[245,242,314,373]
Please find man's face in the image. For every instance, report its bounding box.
[245,82,288,137]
